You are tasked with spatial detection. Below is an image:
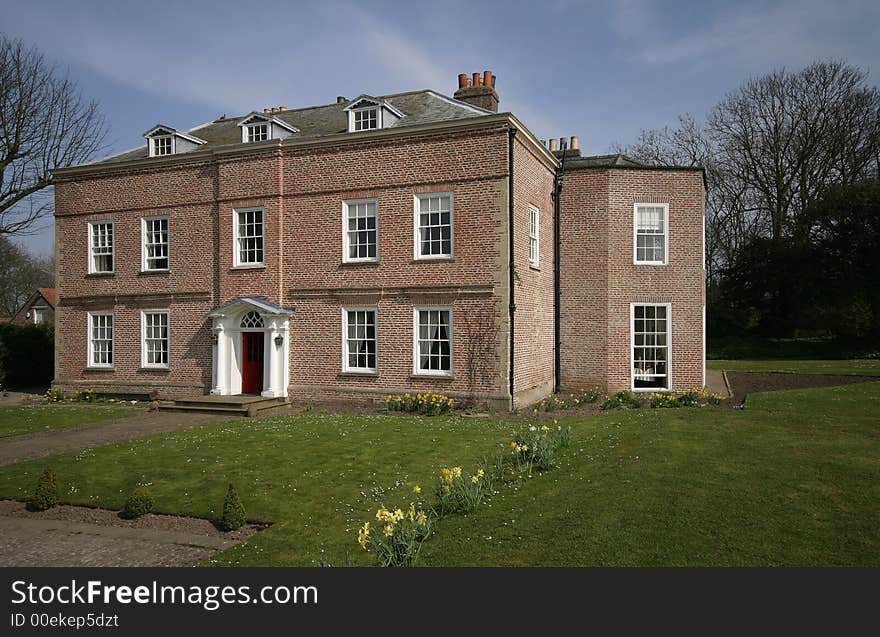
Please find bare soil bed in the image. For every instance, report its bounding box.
[725,371,878,407]
[0,499,265,567]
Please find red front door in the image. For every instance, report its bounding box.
[241,332,264,394]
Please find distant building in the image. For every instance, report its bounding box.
[10,288,55,326]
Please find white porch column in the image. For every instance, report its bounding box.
[262,318,288,398]
[210,321,229,395]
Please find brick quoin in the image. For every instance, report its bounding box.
[53,110,705,409]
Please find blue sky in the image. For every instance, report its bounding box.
[5,0,880,256]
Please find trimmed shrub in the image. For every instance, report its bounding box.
[27,468,59,511]
[0,324,54,388]
[218,483,246,531]
[120,487,154,519]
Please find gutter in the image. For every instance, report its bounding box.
[508,127,517,407]
[552,146,568,393]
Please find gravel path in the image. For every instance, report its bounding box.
[0,500,261,567]
[0,410,237,466]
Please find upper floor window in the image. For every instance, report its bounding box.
[634,203,668,265]
[414,307,453,376]
[89,220,114,273]
[343,199,378,262]
[246,123,268,142]
[88,312,114,368]
[33,308,47,325]
[414,193,453,259]
[142,216,169,271]
[352,108,378,131]
[142,310,170,369]
[152,136,173,156]
[343,308,377,372]
[234,208,264,266]
[529,205,540,267]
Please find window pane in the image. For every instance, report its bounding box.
[416,309,451,372]
[417,196,452,257]
[633,305,669,389]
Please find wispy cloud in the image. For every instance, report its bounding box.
[608,0,880,73]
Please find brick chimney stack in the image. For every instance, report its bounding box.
[454,70,499,112]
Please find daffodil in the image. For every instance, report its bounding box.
[441,485,450,494]
[412,484,421,494]
[384,524,394,537]
[416,511,428,526]
[476,469,484,478]
[452,467,462,478]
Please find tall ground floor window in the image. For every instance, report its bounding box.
[142,311,170,368]
[632,303,670,389]
[414,307,452,375]
[88,312,114,368]
[343,308,377,372]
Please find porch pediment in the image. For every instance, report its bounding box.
[208,296,295,319]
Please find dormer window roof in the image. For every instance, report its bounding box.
[143,125,207,157]
[236,112,299,144]
[343,95,405,133]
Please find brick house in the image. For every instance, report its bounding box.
[10,288,56,326]
[51,71,705,409]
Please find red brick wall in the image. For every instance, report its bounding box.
[559,167,706,392]
[511,135,556,407]
[53,127,515,404]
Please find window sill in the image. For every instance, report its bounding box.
[633,262,668,267]
[410,373,454,381]
[139,269,170,276]
[85,366,114,372]
[337,371,379,379]
[139,366,170,372]
[529,263,541,271]
[411,256,455,263]
[86,272,115,278]
[340,260,381,268]
[231,264,266,271]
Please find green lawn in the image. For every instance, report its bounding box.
[708,359,880,376]
[0,405,134,438]
[0,383,876,566]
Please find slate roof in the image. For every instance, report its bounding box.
[99,90,492,165]
[565,153,645,169]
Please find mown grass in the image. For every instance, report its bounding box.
[0,383,876,566]
[0,405,134,438]
[707,359,880,376]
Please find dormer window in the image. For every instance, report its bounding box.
[144,125,207,158]
[247,123,268,142]
[344,95,405,133]
[236,112,298,143]
[152,136,173,156]
[353,108,378,131]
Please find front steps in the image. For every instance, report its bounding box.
[159,395,287,417]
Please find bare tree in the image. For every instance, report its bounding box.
[618,60,880,270]
[0,35,109,235]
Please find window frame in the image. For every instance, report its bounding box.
[413,192,455,260]
[633,203,669,266]
[87,311,114,369]
[412,306,454,377]
[342,198,380,263]
[232,207,266,268]
[529,204,540,267]
[88,220,115,274]
[341,307,379,373]
[150,135,174,157]
[141,309,170,370]
[245,122,269,143]
[32,307,47,325]
[351,107,380,131]
[630,302,672,391]
[141,215,170,272]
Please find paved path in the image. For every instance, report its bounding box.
[0,410,236,466]
[706,369,731,398]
